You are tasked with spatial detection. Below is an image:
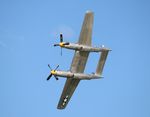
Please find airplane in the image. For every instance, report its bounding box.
[47,11,111,109]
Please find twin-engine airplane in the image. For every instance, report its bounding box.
[47,11,111,109]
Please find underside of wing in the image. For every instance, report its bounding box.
[57,79,80,109]
[57,11,94,109]
[57,51,89,109]
[78,11,94,46]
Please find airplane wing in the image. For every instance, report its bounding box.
[57,11,94,109]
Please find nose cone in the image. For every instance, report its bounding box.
[51,70,56,75]
[59,42,64,47]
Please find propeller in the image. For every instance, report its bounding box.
[54,33,70,56]
[60,33,63,43]
[47,64,59,81]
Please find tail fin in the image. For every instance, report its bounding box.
[96,51,109,75]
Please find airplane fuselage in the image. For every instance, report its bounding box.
[60,42,110,52]
[51,70,102,80]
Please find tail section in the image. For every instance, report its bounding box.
[96,50,109,75]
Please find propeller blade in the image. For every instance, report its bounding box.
[63,42,70,45]
[60,33,63,42]
[48,64,52,70]
[61,47,62,56]
[54,76,59,80]
[54,65,59,71]
[47,74,52,80]
[54,44,59,46]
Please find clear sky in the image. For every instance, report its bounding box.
[0,0,150,117]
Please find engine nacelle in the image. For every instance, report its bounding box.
[52,70,102,80]
[61,43,111,52]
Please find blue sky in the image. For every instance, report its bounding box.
[0,0,150,117]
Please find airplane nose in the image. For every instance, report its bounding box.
[59,42,64,47]
[51,70,56,75]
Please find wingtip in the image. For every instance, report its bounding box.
[57,106,65,110]
[86,10,94,14]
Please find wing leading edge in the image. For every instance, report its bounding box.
[57,11,94,109]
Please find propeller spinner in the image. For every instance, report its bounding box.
[54,33,70,56]
[47,64,59,81]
